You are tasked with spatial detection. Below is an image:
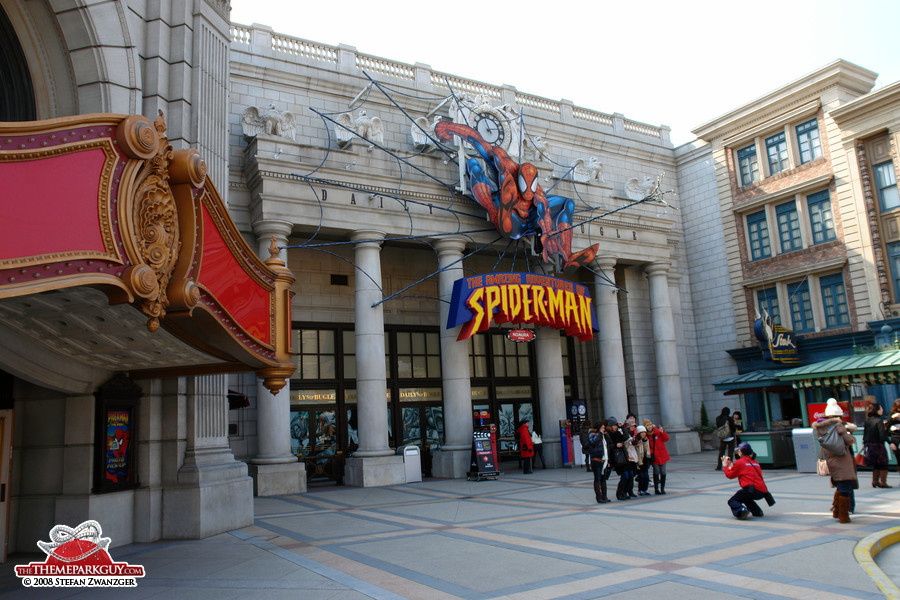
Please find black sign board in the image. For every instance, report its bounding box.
[467,425,499,481]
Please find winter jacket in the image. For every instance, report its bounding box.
[632,435,651,467]
[723,455,768,492]
[812,417,858,483]
[517,423,534,458]
[863,416,888,445]
[889,411,900,446]
[649,428,670,465]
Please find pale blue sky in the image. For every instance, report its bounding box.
[231,0,900,146]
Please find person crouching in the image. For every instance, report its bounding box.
[722,442,768,520]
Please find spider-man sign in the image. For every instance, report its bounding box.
[435,121,598,271]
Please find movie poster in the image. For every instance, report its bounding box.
[104,409,131,484]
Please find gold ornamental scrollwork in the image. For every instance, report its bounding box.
[126,111,182,332]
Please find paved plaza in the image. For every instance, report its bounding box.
[1,451,898,599]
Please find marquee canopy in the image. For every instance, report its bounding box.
[775,349,900,389]
[0,113,295,394]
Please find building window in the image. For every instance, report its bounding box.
[294,329,336,379]
[889,242,900,301]
[766,132,789,175]
[788,280,814,332]
[807,190,835,244]
[820,273,849,328]
[395,331,441,379]
[738,144,759,186]
[796,118,822,164]
[492,333,532,377]
[747,210,771,260]
[757,287,780,324]
[874,161,900,213]
[775,200,802,253]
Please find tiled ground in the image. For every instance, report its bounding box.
[0,452,897,599]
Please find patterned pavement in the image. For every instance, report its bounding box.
[1,452,898,599]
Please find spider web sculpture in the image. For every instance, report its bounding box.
[285,71,677,310]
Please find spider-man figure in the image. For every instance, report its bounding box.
[435,121,597,270]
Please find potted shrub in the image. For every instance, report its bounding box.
[695,402,716,450]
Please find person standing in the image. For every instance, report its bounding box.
[531,428,546,469]
[633,425,652,496]
[888,398,900,484]
[864,402,892,488]
[517,418,534,474]
[722,442,768,519]
[607,417,632,500]
[715,407,736,471]
[645,419,670,494]
[587,421,610,503]
[812,398,858,523]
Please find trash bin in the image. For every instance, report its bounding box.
[791,428,817,473]
[398,445,422,483]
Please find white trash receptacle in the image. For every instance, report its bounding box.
[400,445,422,483]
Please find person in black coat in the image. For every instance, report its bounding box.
[864,402,892,488]
[715,407,736,471]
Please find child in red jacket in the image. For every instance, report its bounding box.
[722,442,768,520]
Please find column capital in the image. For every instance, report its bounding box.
[645,261,671,276]
[350,230,386,247]
[592,256,617,271]
[252,219,293,240]
[432,237,467,255]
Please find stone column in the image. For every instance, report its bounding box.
[431,238,472,478]
[535,326,566,468]
[646,262,696,454]
[593,257,628,421]
[344,230,404,486]
[163,374,253,538]
[249,219,305,495]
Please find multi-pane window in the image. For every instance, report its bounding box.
[395,331,441,379]
[738,144,759,186]
[747,210,771,260]
[807,190,835,244]
[788,280,814,332]
[775,200,802,253]
[766,132,789,175]
[294,329,336,379]
[874,161,900,212]
[820,274,850,328]
[492,333,531,377]
[889,242,900,302]
[757,287,780,324]
[796,118,823,164]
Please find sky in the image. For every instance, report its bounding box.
[230,0,900,147]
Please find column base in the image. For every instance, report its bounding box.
[162,460,254,539]
[431,448,471,478]
[249,461,307,496]
[667,430,701,455]
[344,455,405,487]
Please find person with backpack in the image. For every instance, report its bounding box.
[607,417,634,500]
[587,421,610,503]
[715,407,736,471]
[812,398,858,523]
[722,442,768,519]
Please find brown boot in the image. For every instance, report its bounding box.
[837,494,851,524]
[831,489,840,519]
[880,470,893,488]
[873,471,880,488]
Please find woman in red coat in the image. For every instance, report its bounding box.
[517,418,534,474]
[644,419,670,494]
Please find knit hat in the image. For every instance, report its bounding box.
[824,398,843,417]
[607,417,619,427]
[736,442,753,456]
[635,425,647,434]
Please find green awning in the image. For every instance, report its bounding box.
[776,349,900,388]
[713,370,782,391]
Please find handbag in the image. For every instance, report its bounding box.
[716,422,731,440]
[816,446,830,476]
[854,448,866,467]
